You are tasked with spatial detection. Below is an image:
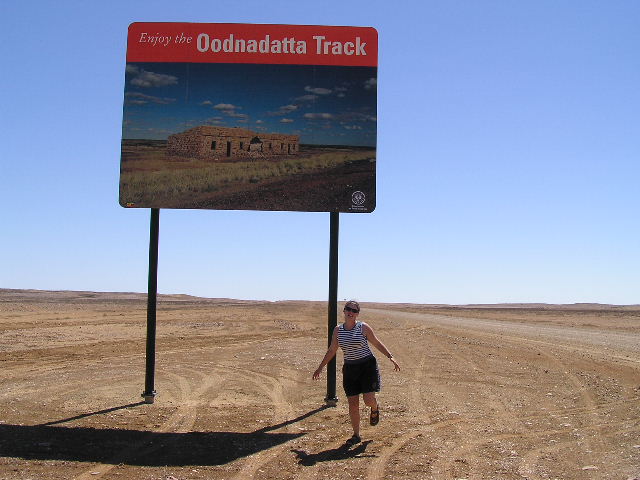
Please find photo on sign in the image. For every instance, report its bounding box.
[120,62,377,212]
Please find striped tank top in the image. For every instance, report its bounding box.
[338,322,374,364]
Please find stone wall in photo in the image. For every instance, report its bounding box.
[166,126,299,160]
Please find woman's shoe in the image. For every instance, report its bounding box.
[346,434,361,446]
[370,408,380,426]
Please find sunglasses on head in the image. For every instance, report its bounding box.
[344,306,359,313]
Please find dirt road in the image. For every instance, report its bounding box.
[0,290,639,479]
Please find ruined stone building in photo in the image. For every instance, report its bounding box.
[166,126,299,160]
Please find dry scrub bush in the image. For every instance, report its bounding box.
[120,150,374,205]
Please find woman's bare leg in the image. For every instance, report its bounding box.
[363,392,379,425]
[363,392,378,411]
[347,395,360,436]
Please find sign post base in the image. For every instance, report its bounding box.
[142,391,157,404]
[324,396,338,407]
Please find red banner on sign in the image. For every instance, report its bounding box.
[126,23,378,67]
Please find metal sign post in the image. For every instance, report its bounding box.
[143,208,160,404]
[325,212,339,406]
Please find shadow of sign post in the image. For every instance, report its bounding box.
[0,423,304,466]
[4,406,329,467]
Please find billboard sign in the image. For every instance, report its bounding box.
[120,23,377,213]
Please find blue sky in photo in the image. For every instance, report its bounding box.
[1,0,639,304]
[123,63,377,146]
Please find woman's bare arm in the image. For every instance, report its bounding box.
[362,323,400,371]
[313,326,340,379]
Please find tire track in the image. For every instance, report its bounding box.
[363,325,470,480]
[72,366,224,480]
[429,335,602,479]
[229,365,298,480]
[518,419,640,478]
[384,309,636,480]
[521,349,603,472]
[519,395,640,420]
[431,342,531,479]
[366,418,463,480]
[372,315,600,479]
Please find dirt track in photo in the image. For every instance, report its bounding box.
[1,290,639,479]
[120,142,375,212]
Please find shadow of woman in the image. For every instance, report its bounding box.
[292,440,374,466]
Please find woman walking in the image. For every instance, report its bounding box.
[313,300,400,445]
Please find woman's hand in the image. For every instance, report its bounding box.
[389,357,400,371]
[312,367,323,380]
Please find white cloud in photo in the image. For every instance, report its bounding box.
[126,65,140,75]
[203,117,224,125]
[341,112,377,122]
[280,118,294,123]
[269,104,298,116]
[214,103,240,113]
[295,94,318,102]
[304,86,332,95]
[304,113,334,120]
[127,66,178,88]
[213,103,249,120]
[125,92,175,105]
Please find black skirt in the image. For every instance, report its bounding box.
[342,356,381,396]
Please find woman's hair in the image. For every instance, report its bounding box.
[344,300,360,311]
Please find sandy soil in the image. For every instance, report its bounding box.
[1,289,639,480]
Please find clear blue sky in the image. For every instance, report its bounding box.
[2,1,638,305]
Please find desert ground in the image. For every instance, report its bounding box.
[119,142,376,212]
[1,289,639,480]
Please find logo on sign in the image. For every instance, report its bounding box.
[352,191,366,206]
